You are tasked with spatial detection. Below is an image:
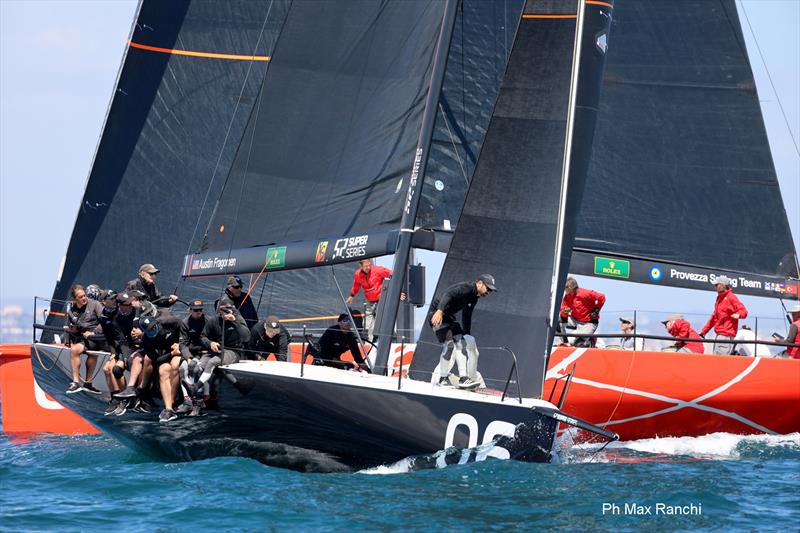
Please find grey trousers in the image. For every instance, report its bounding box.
[713,335,734,355]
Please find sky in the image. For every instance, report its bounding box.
[0,0,798,337]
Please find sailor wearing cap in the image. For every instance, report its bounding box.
[617,317,643,351]
[559,277,606,348]
[700,275,748,355]
[249,315,291,362]
[428,274,496,390]
[125,263,178,308]
[662,314,705,354]
[315,313,369,371]
[216,276,259,330]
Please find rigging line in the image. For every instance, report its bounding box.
[439,102,470,186]
[738,0,800,158]
[176,0,281,294]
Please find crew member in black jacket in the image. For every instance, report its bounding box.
[189,299,250,397]
[125,263,177,308]
[138,315,183,422]
[428,274,496,389]
[249,315,291,361]
[215,276,259,330]
[65,284,108,395]
[316,314,368,371]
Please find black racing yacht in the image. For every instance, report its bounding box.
[33,0,618,472]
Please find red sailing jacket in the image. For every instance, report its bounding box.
[560,288,606,322]
[350,265,392,303]
[787,317,800,359]
[700,289,748,337]
[668,319,705,354]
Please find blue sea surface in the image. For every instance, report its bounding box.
[1,424,798,533]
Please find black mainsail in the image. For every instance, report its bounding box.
[571,0,799,299]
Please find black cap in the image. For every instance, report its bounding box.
[217,297,235,311]
[477,273,497,291]
[226,275,243,288]
[139,316,161,338]
[101,289,117,302]
[189,299,204,311]
[116,292,134,305]
[265,315,281,329]
[337,313,351,323]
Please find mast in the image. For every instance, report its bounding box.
[373,0,460,375]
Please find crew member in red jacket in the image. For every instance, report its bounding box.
[662,314,705,354]
[779,304,800,359]
[700,275,748,355]
[346,259,392,341]
[559,277,606,347]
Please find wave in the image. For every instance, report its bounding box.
[557,431,800,463]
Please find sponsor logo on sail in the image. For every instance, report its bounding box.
[404,148,424,214]
[315,241,328,263]
[649,265,662,282]
[594,257,629,279]
[193,256,237,271]
[265,247,286,269]
[332,235,369,260]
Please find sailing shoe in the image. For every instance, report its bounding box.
[437,376,452,387]
[175,399,193,415]
[457,376,480,390]
[158,409,178,423]
[104,400,119,416]
[114,386,138,399]
[132,399,152,414]
[82,382,102,395]
[113,400,128,416]
[66,382,83,394]
[182,380,198,398]
[188,399,205,417]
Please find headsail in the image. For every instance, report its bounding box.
[572,0,799,299]
[47,0,291,323]
[409,0,614,396]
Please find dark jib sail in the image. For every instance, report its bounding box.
[46,0,292,331]
[572,0,799,299]
[409,0,614,397]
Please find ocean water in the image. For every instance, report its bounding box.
[1,427,798,533]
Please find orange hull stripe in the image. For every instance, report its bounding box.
[128,40,271,62]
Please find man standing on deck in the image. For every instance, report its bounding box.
[559,277,605,347]
[346,259,393,342]
[126,263,178,308]
[429,274,496,390]
[700,275,748,355]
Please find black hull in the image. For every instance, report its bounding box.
[31,344,558,472]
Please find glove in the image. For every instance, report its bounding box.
[589,310,599,320]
